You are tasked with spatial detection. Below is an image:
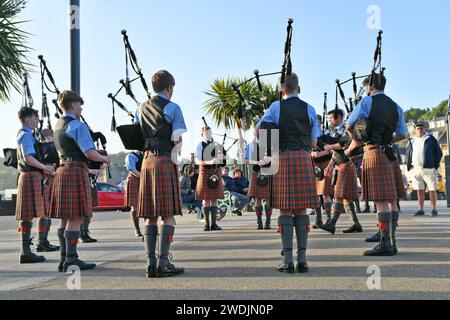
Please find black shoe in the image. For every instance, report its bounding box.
[146,265,158,278]
[63,258,96,272]
[157,263,185,277]
[20,252,46,264]
[135,231,143,237]
[80,232,97,243]
[325,217,331,225]
[342,223,363,234]
[431,209,438,217]
[319,223,336,235]
[277,262,295,274]
[393,245,398,255]
[296,262,309,273]
[365,232,381,243]
[312,222,322,229]
[414,210,425,217]
[210,223,222,231]
[362,206,371,213]
[257,223,264,230]
[204,223,210,232]
[264,224,272,230]
[36,241,60,252]
[363,244,395,256]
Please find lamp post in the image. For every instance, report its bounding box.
[445,95,450,207]
[70,0,80,93]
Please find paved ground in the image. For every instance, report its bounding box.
[0,201,449,300]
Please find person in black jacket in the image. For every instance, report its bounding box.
[406,122,443,217]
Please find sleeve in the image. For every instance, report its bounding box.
[126,154,138,172]
[66,121,96,153]
[166,103,187,137]
[394,105,408,138]
[434,137,443,168]
[307,105,321,140]
[18,133,36,157]
[256,101,280,129]
[346,96,372,127]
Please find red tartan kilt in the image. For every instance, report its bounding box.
[315,160,334,196]
[195,165,224,201]
[391,160,406,199]
[49,162,92,219]
[248,171,270,199]
[137,154,182,218]
[270,150,319,210]
[124,174,140,208]
[334,161,359,200]
[15,171,46,221]
[43,174,54,216]
[362,148,396,201]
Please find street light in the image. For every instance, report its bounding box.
[70,0,80,94]
[445,95,450,207]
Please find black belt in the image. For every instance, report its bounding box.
[145,149,172,157]
[279,147,303,153]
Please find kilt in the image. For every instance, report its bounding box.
[43,174,54,216]
[137,153,182,218]
[270,150,319,210]
[248,171,270,199]
[195,165,224,202]
[361,147,396,201]
[15,171,46,221]
[49,161,92,219]
[315,160,334,196]
[391,160,406,199]
[334,161,359,201]
[124,173,140,208]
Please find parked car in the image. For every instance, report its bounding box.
[93,182,129,212]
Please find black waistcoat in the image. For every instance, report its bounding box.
[279,97,312,151]
[367,94,399,145]
[54,116,88,162]
[17,129,43,173]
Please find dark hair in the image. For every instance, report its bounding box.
[41,128,54,138]
[57,90,84,110]
[363,73,387,91]
[327,109,344,120]
[152,70,175,93]
[18,107,39,121]
[281,73,299,93]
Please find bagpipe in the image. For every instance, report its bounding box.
[108,30,148,151]
[38,55,112,178]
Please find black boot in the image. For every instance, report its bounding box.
[264,206,272,229]
[342,202,363,233]
[319,203,343,235]
[210,207,222,231]
[365,231,381,243]
[144,225,158,278]
[294,215,310,273]
[203,207,211,231]
[36,218,60,252]
[313,205,323,229]
[157,225,184,277]
[19,221,46,264]
[80,217,97,243]
[255,206,263,230]
[323,202,332,225]
[364,212,394,256]
[131,211,142,237]
[277,216,295,273]
[392,211,399,255]
[57,228,66,272]
[63,231,96,272]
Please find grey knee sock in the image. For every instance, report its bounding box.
[255,206,263,225]
[64,231,80,264]
[315,205,323,224]
[131,211,141,233]
[203,207,210,224]
[278,216,294,264]
[377,212,392,248]
[331,203,344,226]
[19,221,33,256]
[324,202,332,219]
[57,228,66,264]
[294,215,310,263]
[158,225,175,268]
[211,207,218,224]
[144,225,158,266]
[391,211,399,247]
[37,218,49,244]
[45,218,52,242]
[265,206,272,225]
[344,202,360,224]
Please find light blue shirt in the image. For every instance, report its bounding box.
[64,113,96,153]
[135,93,187,136]
[17,125,36,157]
[126,152,142,172]
[255,93,321,140]
[346,92,408,138]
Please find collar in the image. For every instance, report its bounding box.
[157,92,170,100]
[21,125,34,134]
[284,92,299,100]
[372,92,385,96]
[64,113,77,120]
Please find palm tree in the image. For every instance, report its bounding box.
[0,0,30,102]
[203,77,280,160]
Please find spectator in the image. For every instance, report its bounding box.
[232,168,249,195]
[180,166,203,221]
[406,121,443,217]
[221,167,250,216]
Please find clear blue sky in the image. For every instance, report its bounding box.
[1,0,450,156]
